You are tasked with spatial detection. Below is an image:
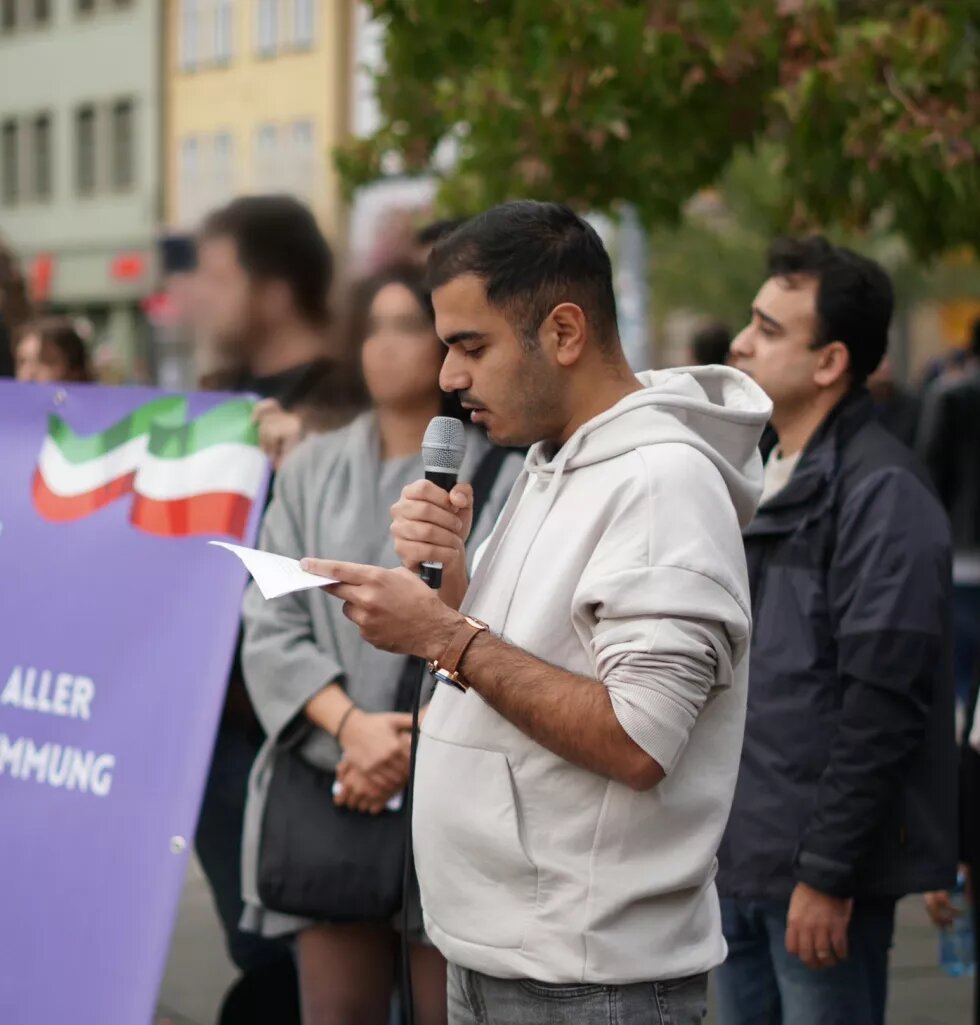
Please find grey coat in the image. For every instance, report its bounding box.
[239,413,522,936]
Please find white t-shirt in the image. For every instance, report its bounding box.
[760,447,802,505]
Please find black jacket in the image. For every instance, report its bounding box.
[718,390,957,900]
[917,365,980,554]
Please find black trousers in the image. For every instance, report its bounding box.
[195,718,300,1024]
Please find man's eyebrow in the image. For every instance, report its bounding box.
[753,305,784,332]
[442,330,487,347]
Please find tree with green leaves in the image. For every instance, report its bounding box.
[650,143,980,325]
[337,1,979,259]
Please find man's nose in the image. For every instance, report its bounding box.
[729,327,752,359]
[439,348,470,393]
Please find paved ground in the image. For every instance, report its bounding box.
[158,858,972,1024]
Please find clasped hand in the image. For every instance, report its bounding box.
[333,710,412,815]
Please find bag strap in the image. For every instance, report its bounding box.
[469,445,513,531]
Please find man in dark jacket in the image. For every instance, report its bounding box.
[717,237,956,1025]
[917,316,980,708]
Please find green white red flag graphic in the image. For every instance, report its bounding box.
[32,396,266,539]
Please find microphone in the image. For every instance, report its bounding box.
[420,416,466,589]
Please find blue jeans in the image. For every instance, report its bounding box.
[954,584,980,707]
[716,897,896,1025]
[448,963,707,1025]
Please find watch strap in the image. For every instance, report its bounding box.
[439,617,488,675]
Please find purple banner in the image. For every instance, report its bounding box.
[0,381,269,1025]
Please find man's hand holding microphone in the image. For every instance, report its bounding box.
[389,478,474,611]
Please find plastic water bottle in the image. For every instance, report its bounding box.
[939,871,976,977]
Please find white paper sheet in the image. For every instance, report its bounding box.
[209,540,337,599]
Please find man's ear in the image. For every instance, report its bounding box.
[540,302,588,367]
[814,340,851,389]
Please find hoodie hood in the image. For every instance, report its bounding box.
[525,365,772,527]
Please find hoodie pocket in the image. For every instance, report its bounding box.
[414,734,536,950]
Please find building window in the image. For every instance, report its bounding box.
[214,0,233,63]
[32,114,52,201]
[1,0,17,33]
[292,120,313,147]
[213,130,234,194]
[293,0,314,48]
[33,0,51,26]
[180,0,199,71]
[75,105,97,195]
[255,0,277,56]
[1,120,18,206]
[210,130,235,207]
[111,99,134,190]
[253,123,278,190]
[291,119,315,202]
[178,135,199,225]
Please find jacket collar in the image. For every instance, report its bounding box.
[745,388,875,536]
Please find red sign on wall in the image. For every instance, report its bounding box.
[29,253,54,303]
[110,253,146,281]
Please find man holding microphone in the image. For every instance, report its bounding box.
[302,201,772,1024]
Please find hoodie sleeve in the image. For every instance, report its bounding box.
[241,441,345,744]
[573,443,753,774]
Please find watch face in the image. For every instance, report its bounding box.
[433,666,466,693]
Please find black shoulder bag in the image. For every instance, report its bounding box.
[256,657,416,922]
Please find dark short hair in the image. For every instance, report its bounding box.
[691,321,731,366]
[426,200,619,349]
[767,236,893,385]
[415,217,467,249]
[200,195,334,327]
[15,316,93,382]
[351,263,464,421]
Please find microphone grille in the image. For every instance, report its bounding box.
[422,416,467,472]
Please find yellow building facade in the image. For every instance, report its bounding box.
[164,0,352,242]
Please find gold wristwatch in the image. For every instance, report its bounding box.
[427,616,489,692]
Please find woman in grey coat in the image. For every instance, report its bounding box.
[239,265,521,1025]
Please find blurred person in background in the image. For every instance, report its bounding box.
[689,320,732,367]
[719,237,955,1025]
[196,195,365,466]
[0,237,31,378]
[412,218,467,268]
[917,317,980,710]
[920,348,969,394]
[867,354,920,449]
[13,316,94,384]
[918,319,980,1025]
[239,264,522,1025]
[364,207,423,273]
[192,195,364,1025]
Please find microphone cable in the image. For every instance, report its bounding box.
[399,657,427,1025]
[401,414,466,1025]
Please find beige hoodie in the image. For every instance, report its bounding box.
[413,365,772,984]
